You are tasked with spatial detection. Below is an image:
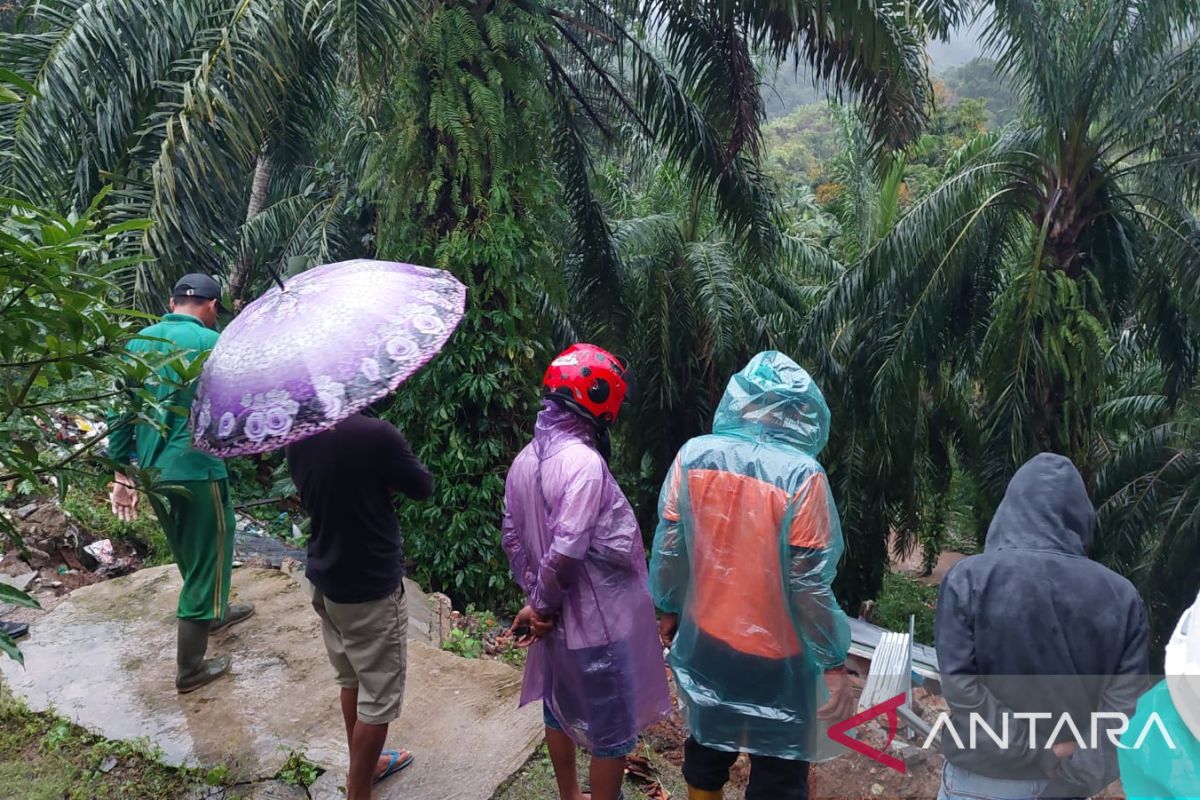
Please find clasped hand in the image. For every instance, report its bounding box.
[509,605,555,648]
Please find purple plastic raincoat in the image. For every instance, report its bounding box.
[502,402,671,752]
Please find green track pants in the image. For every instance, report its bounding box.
[156,479,235,620]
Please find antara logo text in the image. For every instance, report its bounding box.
[828,693,1178,775]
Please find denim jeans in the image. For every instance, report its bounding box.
[938,760,1050,800]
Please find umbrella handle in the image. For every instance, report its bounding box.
[266,263,287,291]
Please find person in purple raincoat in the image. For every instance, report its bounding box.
[503,344,671,800]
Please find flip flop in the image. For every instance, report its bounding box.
[373,748,414,786]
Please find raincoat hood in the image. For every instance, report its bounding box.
[533,400,600,458]
[1166,589,1200,742]
[712,351,830,455]
[984,453,1095,555]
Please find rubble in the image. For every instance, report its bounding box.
[234,513,306,568]
[894,741,930,767]
[0,571,36,591]
[1,497,143,596]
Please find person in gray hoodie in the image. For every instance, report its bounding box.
[935,453,1149,800]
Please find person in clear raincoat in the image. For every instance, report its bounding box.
[650,351,854,800]
[1118,588,1200,800]
[503,344,671,800]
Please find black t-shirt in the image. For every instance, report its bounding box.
[286,414,433,603]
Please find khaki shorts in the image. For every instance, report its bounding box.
[310,584,408,725]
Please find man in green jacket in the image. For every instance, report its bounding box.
[107,274,254,693]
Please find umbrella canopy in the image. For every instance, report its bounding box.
[192,259,466,457]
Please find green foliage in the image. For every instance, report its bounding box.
[58,467,172,566]
[0,185,190,570]
[766,90,991,215]
[204,765,230,786]
[369,0,930,606]
[810,0,1200,629]
[442,627,485,660]
[0,580,39,665]
[871,573,938,645]
[372,3,554,610]
[276,749,322,788]
[0,0,409,308]
[440,606,527,666]
[0,699,211,797]
[940,57,1018,128]
[568,154,835,530]
[648,0,964,152]
[1095,384,1200,665]
[764,104,838,185]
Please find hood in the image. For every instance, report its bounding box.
[533,399,599,458]
[985,453,1095,555]
[1166,589,1200,742]
[712,351,830,455]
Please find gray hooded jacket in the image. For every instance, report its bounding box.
[935,454,1149,797]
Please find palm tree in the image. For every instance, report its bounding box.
[792,107,979,610]
[313,0,959,603]
[1,0,961,605]
[1095,356,1200,662]
[0,0,961,311]
[810,0,1200,618]
[554,153,836,530]
[816,0,1200,506]
[0,0,412,308]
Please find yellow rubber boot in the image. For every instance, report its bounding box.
[686,786,723,800]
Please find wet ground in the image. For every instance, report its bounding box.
[0,565,541,799]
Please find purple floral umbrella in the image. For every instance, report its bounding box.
[191,259,466,457]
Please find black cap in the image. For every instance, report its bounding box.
[172,273,224,309]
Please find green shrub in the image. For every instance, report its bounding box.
[871,572,938,645]
[442,628,485,660]
[373,4,557,610]
[276,749,322,788]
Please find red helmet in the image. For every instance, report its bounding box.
[543,344,629,426]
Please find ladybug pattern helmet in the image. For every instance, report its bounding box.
[543,344,629,426]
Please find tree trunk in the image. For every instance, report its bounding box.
[228,151,273,307]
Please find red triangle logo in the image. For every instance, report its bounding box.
[826,692,908,774]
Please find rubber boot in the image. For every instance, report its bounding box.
[175,619,231,694]
[211,601,256,633]
[686,786,723,800]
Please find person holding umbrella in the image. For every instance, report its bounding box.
[502,344,671,800]
[189,259,467,797]
[287,395,432,797]
[107,274,254,694]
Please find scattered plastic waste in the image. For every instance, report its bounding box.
[83,538,117,566]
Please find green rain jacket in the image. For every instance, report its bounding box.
[106,313,227,482]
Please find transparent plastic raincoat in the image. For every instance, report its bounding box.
[650,351,850,760]
[1119,589,1200,799]
[503,402,671,753]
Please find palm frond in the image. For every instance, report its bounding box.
[648,0,965,149]
[0,0,412,308]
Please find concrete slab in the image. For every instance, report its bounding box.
[242,781,309,799]
[0,565,542,799]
